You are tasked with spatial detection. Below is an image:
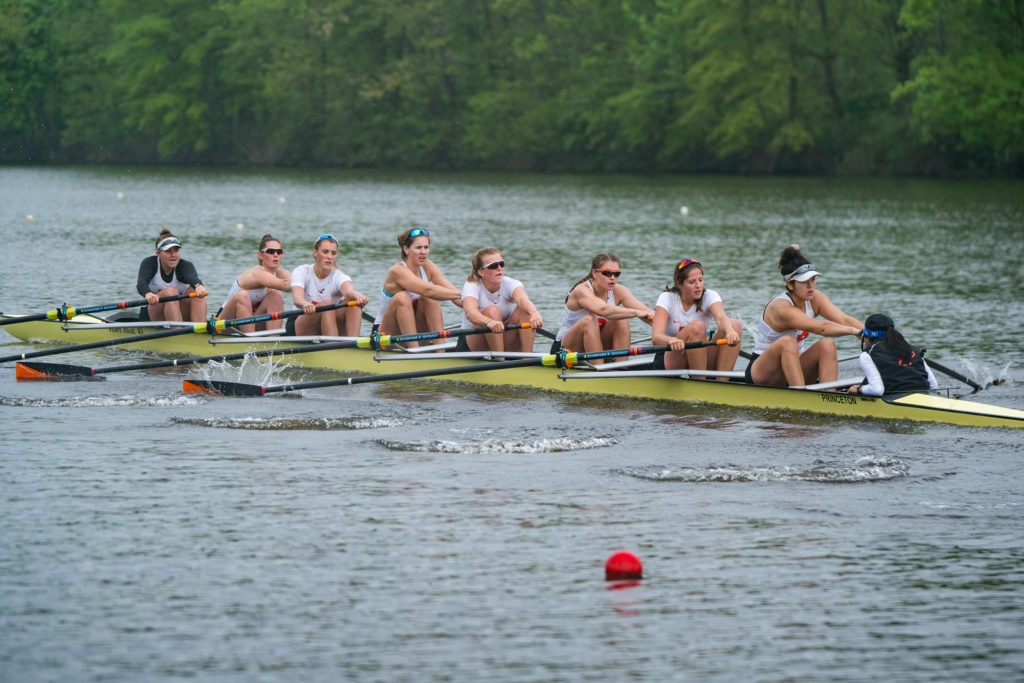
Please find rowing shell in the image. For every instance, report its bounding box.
[3,313,1022,429]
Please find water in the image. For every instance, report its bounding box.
[1,167,1023,681]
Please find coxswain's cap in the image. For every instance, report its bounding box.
[157,236,182,252]
[862,313,894,338]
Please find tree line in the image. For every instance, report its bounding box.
[2,0,1022,175]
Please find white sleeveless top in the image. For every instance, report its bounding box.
[555,281,615,342]
[220,278,267,312]
[374,262,429,325]
[753,293,814,355]
[460,276,523,328]
[654,289,722,336]
[291,264,351,304]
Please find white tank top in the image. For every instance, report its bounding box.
[374,263,429,325]
[753,292,815,355]
[555,281,614,341]
[220,278,267,312]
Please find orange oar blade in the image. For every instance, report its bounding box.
[17,361,97,381]
[183,380,224,395]
[183,379,266,397]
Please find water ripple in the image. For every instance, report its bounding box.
[171,415,414,430]
[0,394,202,408]
[619,456,909,483]
[376,436,616,454]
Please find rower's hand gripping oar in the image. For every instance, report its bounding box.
[0,302,354,364]
[184,339,725,397]
[0,292,200,326]
[16,321,536,380]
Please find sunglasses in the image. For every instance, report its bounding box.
[409,228,429,237]
[678,259,701,270]
[260,248,284,255]
[482,260,505,270]
[785,263,816,279]
[316,233,337,243]
[599,269,622,278]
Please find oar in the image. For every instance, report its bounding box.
[184,339,726,397]
[924,356,990,393]
[359,307,557,340]
[0,292,199,326]
[15,322,536,380]
[0,303,354,364]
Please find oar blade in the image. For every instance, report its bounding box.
[16,361,97,380]
[183,379,266,397]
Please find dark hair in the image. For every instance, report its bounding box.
[397,226,431,257]
[468,247,501,283]
[866,317,916,364]
[779,244,811,290]
[154,228,177,250]
[664,259,705,312]
[257,234,283,263]
[566,252,620,301]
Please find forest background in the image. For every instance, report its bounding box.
[2,0,1022,176]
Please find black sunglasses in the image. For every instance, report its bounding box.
[261,248,284,255]
[483,260,505,270]
[599,269,621,278]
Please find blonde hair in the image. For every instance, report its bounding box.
[467,247,501,283]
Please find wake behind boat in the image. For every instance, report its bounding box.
[2,311,1022,430]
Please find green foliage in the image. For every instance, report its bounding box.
[0,0,1019,173]
[892,0,1024,169]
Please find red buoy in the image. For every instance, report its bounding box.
[605,550,643,580]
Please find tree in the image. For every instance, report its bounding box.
[893,0,1024,171]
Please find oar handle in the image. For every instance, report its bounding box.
[375,322,534,348]
[0,292,200,326]
[80,292,199,315]
[208,301,351,332]
[564,339,726,366]
[0,302,351,363]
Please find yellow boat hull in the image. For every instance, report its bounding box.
[4,314,1023,429]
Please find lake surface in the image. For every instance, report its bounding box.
[1,167,1023,681]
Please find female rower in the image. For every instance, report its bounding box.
[218,234,291,333]
[373,227,462,347]
[746,245,862,387]
[551,252,654,363]
[288,234,369,337]
[136,229,209,322]
[651,258,742,378]
[459,247,543,353]
[848,314,938,396]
